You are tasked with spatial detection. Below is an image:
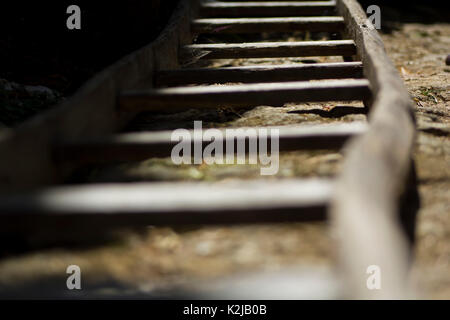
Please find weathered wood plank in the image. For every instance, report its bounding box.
[200,1,337,17]
[192,17,345,34]
[119,79,371,111]
[0,179,332,230]
[54,122,367,164]
[182,40,356,60]
[156,62,364,86]
[330,0,416,299]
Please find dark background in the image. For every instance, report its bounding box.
[0,1,180,94]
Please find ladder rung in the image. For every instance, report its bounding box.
[200,1,337,17]
[54,122,367,163]
[156,62,364,86]
[192,17,345,34]
[182,40,356,59]
[119,79,371,112]
[0,180,332,228]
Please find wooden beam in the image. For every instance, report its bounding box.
[192,17,345,34]
[182,40,356,59]
[54,122,368,164]
[156,62,364,86]
[0,179,332,230]
[119,79,371,111]
[330,0,416,299]
[200,1,337,17]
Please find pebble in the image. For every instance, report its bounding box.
[446,55,450,66]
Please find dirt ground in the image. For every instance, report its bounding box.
[0,22,448,298]
[381,23,450,299]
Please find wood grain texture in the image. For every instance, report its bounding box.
[192,17,345,34]
[119,79,371,111]
[182,40,357,59]
[156,62,364,86]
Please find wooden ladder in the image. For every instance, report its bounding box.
[0,0,416,299]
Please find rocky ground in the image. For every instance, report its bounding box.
[381,23,450,299]
[0,13,448,299]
